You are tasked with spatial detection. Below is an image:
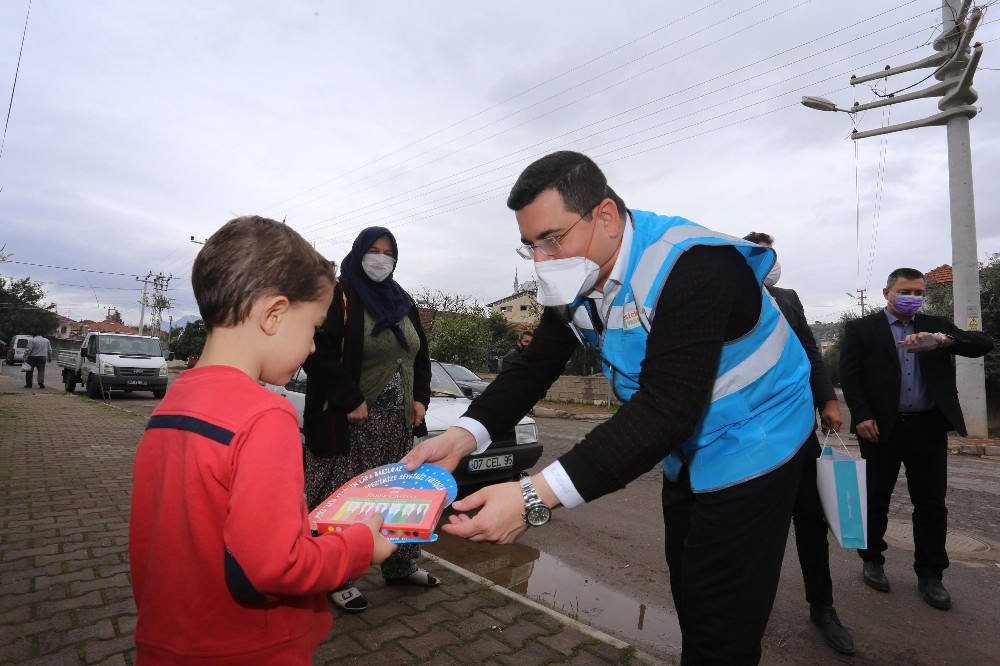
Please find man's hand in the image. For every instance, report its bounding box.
[361,512,397,565]
[899,331,948,352]
[856,418,879,443]
[442,481,529,544]
[401,426,476,473]
[819,400,843,434]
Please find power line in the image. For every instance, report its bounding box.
[291,7,939,241]
[0,259,142,278]
[254,0,736,216]
[278,1,928,228]
[0,0,31,166]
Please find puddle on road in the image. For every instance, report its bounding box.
[424,533,681,652]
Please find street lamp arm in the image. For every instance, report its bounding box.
[851,104,978,140]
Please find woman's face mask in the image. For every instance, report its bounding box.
[362,253,396,282]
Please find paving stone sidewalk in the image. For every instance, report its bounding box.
[0,373,659,665]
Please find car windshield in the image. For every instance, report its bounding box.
[98,336,162,356]
[441,362,482,382]
[430,361,465,398]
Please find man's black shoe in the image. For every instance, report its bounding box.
[38,383,44,389]
[863,562,890,592]
[918,577,952,610]
[810,604,856,656]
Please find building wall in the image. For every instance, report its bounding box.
[482,372,618,405]
[490,292,540,325]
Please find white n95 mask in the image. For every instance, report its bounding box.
[534,256,600,306]
[763,260,781,288]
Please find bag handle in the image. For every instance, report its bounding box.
[822,431,854,457]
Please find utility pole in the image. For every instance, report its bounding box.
[802,0,987,437]
[845,289,867,315]
[137,272,152,334]
[940,0,988,438]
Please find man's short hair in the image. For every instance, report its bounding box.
[507,151,628,219]
[518,330,534,342]
[886,267,925,289]
[743,231,774,245]
[192,216,335,331]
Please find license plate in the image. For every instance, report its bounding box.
[126,380,148,386]
[467,454,514,473]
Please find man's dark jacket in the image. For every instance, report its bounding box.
[839,310,993,440]
[768,286,836,406]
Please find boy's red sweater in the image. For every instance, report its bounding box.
[129,366,372,664]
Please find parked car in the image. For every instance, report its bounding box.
[6,335,31,365]
[439,361,491,398]
[265,360,542,487]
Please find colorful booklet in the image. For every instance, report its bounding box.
[309,463,457,543]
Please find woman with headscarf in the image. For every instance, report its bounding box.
[302,227,434,613]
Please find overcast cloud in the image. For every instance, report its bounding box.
[1,0,997,328]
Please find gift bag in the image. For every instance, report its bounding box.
[816,434,868,549]
[20,361,31,372]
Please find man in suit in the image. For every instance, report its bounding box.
[840,267,993,610]
[745,233,854,655]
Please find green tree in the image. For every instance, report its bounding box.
[428,305,513,372]
[923,254,1000,390]
[0,275,59,343]
[169,320,207,359]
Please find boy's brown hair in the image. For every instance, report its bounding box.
[192,216,335,331]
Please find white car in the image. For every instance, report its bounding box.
[265,360,542,487]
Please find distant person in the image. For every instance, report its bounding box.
[404,151,815,664]
[23,332,53,389]
[129,216,395,664]
[501,330,533,372]
[744,231,854,655]
[0,338,7,363]
[303,226,434,614]
[840,267,993,610]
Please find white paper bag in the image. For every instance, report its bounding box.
[816,436,868,549]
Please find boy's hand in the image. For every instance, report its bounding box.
[362,512,396,564]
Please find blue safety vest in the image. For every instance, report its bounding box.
[561,210,813,492]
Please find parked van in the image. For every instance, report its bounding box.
[6,335,31,365]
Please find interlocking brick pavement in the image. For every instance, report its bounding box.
[0,372,660,665]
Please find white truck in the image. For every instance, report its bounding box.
[58,332,168,399]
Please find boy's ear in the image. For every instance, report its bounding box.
[260,296,291,336]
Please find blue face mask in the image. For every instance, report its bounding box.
[892,293,924,315]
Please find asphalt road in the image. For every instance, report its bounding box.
[492,416,1000,666]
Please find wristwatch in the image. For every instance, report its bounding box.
[519,473,551,527]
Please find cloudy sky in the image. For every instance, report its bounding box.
[1,0,997,329]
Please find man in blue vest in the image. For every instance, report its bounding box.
[404,151,814,664]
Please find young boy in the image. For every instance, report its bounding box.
[129,216,395,664]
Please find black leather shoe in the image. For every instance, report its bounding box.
[810,604,856,655]
[863,561,890,592]
[918,577,952,610]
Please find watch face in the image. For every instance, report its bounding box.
[526,505,551,526]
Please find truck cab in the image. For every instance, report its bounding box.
[59,333,168,399]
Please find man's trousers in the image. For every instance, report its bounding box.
[661,440,807,665]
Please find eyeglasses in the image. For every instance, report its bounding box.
[515,205,597,260]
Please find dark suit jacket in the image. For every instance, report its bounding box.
[839,310,993,440]
[768,286,836,406]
